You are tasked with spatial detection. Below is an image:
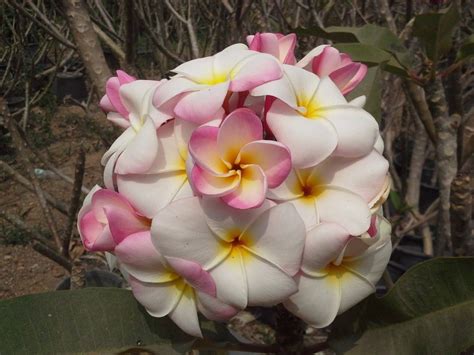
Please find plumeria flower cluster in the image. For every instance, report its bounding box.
[78,32,391,337]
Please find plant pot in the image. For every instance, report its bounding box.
[55,269,124,290]
[54,72,88,102]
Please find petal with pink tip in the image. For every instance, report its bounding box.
[302,223,351,274]
[279,33,297,64]
[296,45,327,70]
[250,33,280,58]
[115,118,159,174]
[284,273,340,328]
[174,81,230,124]
[221,165,267,209]
[323,107,379,158]
[117,171,190,218]
[91,189,133,223]
[241,203,305,275]
[197,291,239,321]
[218,108,263,163]
[129,276,184,317]
[316,186,371,236]
[209,251,248,309]
[200,197,275,242]
[330,63,367,95]
[152,197,225,269]
[315,150,389,203]
[104,207,149,244]
[213,43,253,79]
[106,77,129,117]
[166,257,216,297]
[267,100,338,168]
[116,70,136,84]
[243,249,298,306]
[115,231,176,283]
[79,211,115,251]
[169,286,202,338]
[230,53,283,92]
[99,95,115,113]
[189,126,228,174]
[239,140,291,188]
[311,46,342,76]
[191,166,240,197]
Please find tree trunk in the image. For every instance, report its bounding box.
[63,0,111,95]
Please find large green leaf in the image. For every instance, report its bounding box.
[0,288,233,354]
[345,64,382,121]
[413,4,460,64]
[329,257,474,355]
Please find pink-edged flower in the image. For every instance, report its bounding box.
[189,108,291,209]
[252,65,379,168]
[284,215,392,327]
[268,150,389,231]
[77,186,150,252]
[115,230,238,338]
[154,44,283,125]
[100,70,136,128]
[298,45,367,95]
[152,198,306,309]
[247,32,297,65]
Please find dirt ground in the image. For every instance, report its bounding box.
[0,103,114,300]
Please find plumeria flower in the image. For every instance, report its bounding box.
[154,44,283,125]
[101,79,169,183]
[252,65,379,168]
[284,215,392,327]
[114,118,199,218]
[189,108,291,209]
[152,198,306,309]
[247,32,297,64]
[268,150,389,231]
[297,45,367,95]
[115,231,237,337]
[100,70,136,128]
[77,187,150,252]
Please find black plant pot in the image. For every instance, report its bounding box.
[56,269,124,290]
[54,72,88,102]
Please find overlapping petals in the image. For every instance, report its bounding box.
[77,187,150,251]
[284,215,392,327]
[298,45,367,95]
[152,197,306,309]
[189,108,291,209]
[247,32,297,64]
[154,44,283,124]
[252,65,379,167]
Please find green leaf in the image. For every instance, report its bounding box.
[329,257,474,355]
[413,4,460,64]
[0,288,234,354]
[457,34,474,61]
[346,65,382,121]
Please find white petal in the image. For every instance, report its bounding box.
[267,169,303,201]
[169,286,202,337]
[338,270,375,314]
[313,76,347,107]
[241,203,305,275]
[101,126,135,166]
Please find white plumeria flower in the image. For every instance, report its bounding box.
[154,43,283,124]
[152,197,306,309]
[102,80,169,184]
[114,118,197,218]
[284,215,392,328]
[268,150,389,232]
[114,230,237,337]
[251,65,379,168]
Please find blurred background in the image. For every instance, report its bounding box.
[0,0,472,302]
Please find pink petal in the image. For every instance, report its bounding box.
[278,33,297,64]
[166,257,216,297]
[174,81,230,124]
[99,95,115,113]
[116,70,136,85]
[197,291,239,321]
[218,108,263,163]
[311,46,342,77]
[91,189,135,223]
[115,231,172,283]
[255,33,280,59]
[329,63,367,95]
[189,126,228,174]
[106,77,129,117]
[104,206,149,244]
[221,165,267,209]
[191,165,240,197]
[79,211,115,251]
[239,140,291,188]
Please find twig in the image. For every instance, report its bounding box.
[63,148,86,257]
[32,241,72,272]
[2,99,64,253]
[0,160,69,215]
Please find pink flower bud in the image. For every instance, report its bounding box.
[247,32,297,65]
